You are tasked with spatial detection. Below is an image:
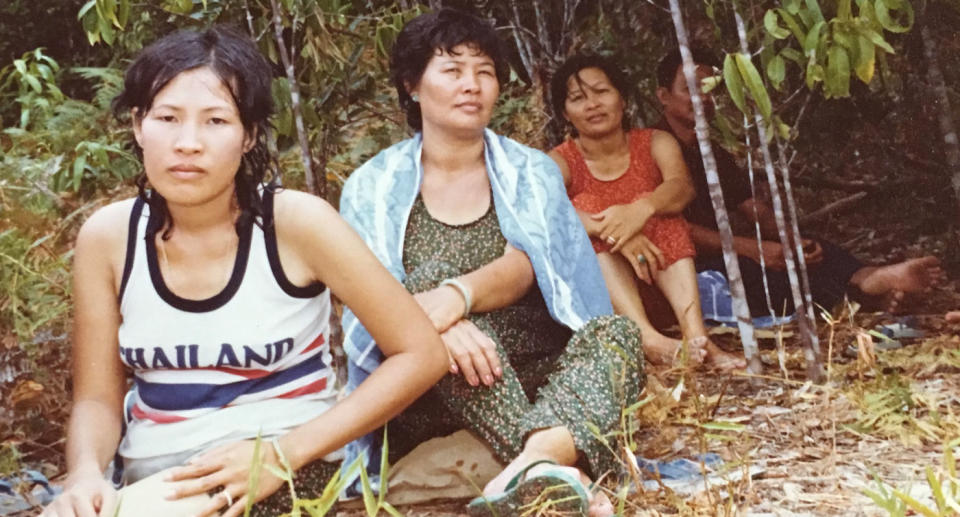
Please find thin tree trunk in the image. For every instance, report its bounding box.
[510,0,539,82]
[269,0,319,196]
[667,0,761,374]
[508,0,535,82]
[742,115,779,320]
[733,8,822,381]
[241,0,256,36]
[920,11,960,224]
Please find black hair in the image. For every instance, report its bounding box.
[390,8,509,131]
[656,47,720,89]
[112,25,276,239]
[549,53,632,134]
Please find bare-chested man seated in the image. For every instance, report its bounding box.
[654,49,943,316]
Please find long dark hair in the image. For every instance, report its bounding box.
[112,25,276,239]
[550,53,633,135]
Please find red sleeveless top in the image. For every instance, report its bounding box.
[553,128,695,265]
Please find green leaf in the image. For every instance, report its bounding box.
[776,116,792,140]
[723,54,747,114]
[781,47,804,64]
[838,0,853,19]
[23,74,42,94]
[242,435,263,517]
[380,502,404,517]
[804,0,825,24]
[783,0,802,14]
[893,488,941,517]
[876,0,914,33]
[700,420,746,432]
[926,466,947,513]
[98,12,116,45]
[776,9,806,41]
[825,45,851,98]
[855,35,876,83]
[804,20,826,56]
[358,457,377,516]
[117,0,130,28]
[378,428,390,505]
[735,53,773,119]
[77,0,97,20]
[72,155,87,191]
[13,59,26,76]
[82,9,101,45]
[862,28,895,54]
[764,10,790,39]
[624,395,654,415]
[767,54,786,90]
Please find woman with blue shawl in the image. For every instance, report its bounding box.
[340,9,643,516]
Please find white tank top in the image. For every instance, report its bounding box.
[116,191,336,462]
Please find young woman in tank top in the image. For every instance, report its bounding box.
[41,26,447,517]
[547,54,745,371]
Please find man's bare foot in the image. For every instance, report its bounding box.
[697,338,746,371]
[857,256,943,296]
[883,290,905,314]
[642,330,705,366]
[946,311,960,323]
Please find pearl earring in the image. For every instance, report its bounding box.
[411,94,419,103]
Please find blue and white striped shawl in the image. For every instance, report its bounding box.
[338,129,613,491]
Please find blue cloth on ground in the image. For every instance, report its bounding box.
[634,453,724,479]
[338,129,613,496]
[0,470,60,515]
[697,270,794,328]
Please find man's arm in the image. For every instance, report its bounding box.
[689,222,763,260]
[689,219,790,271]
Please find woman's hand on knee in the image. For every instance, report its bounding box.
[40,471,117,517]
[591,200,654,251]
[619,234,665,283]
[164,439,284,517]
[414,285,468,333]
[440,320,502,387]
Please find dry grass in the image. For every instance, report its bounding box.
[337,312,960,516]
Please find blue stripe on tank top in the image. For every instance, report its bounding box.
[134,352,328,411]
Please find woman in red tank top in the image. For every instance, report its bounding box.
[547,54,743,370]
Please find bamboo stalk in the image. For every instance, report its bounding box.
[732,8,822,381]
[667,0,761,373]
[269,0,319,197]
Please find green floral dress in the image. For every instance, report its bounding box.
[389,194,645,478]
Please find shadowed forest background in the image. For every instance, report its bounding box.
[2,0,960,515]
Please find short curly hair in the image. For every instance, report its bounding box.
[390,8,509,131]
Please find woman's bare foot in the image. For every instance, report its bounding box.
[482,461,613,517]
[642,330,705,366]
[694,337,746,371]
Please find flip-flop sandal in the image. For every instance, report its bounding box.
[467,459,589,516]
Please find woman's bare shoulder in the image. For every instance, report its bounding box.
[76,198,138,246]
